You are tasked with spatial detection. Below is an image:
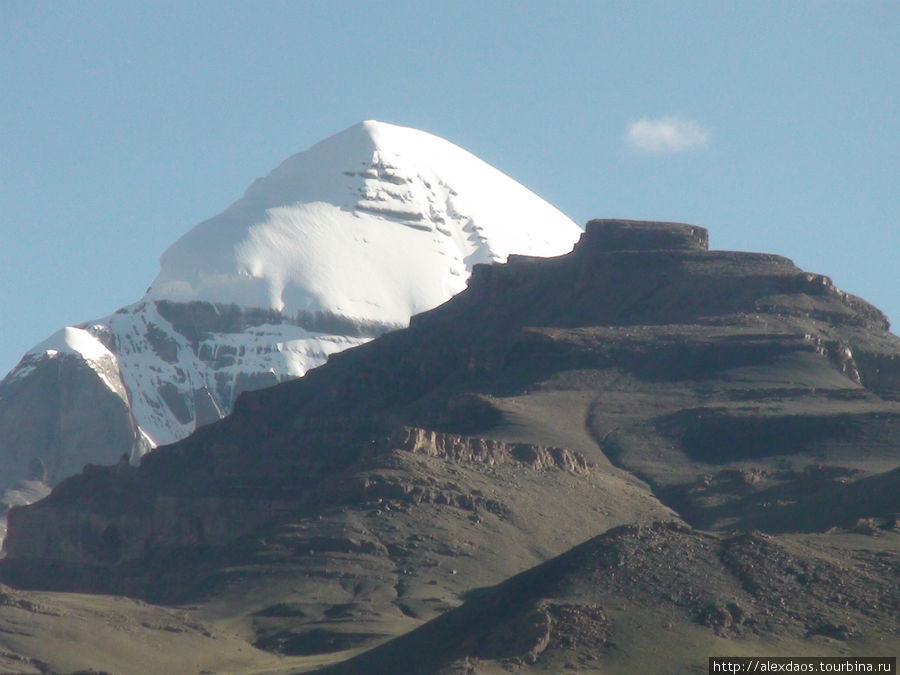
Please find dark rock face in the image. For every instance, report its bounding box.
[2,220,898,669]
[0,355,141,490]
[583,218,709,251]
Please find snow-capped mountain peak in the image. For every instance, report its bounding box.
[0,121,582,504]
[148,120,580,325]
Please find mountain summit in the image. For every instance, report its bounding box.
[0,121,581,503]
[150,121,579,323]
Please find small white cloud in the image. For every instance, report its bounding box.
[625,116,710,154]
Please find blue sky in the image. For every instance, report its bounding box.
[1,1,898,376]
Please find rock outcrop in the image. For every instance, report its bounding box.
[390,426,590,473]
[583,218,709,251]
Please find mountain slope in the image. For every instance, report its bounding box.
[322,523,900,674]
[3,220,897,672]
[0,121,581,502]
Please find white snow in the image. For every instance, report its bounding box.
[25,326,128,401]
[32,326,114,362]
[2,480,51,509]
[148,120,582,325]
[101,300,370,448]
